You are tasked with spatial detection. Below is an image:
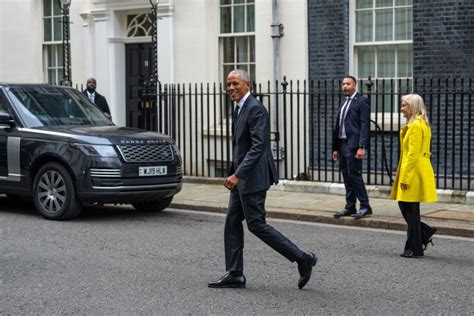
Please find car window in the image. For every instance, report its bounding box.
[7,86,113,127]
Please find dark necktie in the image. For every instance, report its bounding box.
[338,97,351,137]
[232,105,240,134]
[233,105,240,121]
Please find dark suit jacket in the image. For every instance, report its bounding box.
[332,92,370,151]
[83,90,111,115]
[229,94,279,195]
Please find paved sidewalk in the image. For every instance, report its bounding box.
[171,177,474,238]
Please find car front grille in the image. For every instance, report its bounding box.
[90,168,122,178]
[117,144,175,162]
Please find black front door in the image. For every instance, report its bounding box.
[125,43,156,130]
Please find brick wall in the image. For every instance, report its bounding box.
[307,0,349,82]
[413,0,474,78]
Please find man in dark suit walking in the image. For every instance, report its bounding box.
[208,69,317,290]
[332,76,373,219]
[83,78,111,117]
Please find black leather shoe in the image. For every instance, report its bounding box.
[352,208,372,219]
[297,252,318,289]
[334,208,356,218]
[208,273,246,289]
[399,250,423,258]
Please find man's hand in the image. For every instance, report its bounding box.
[355,148,365,159]
[224,174,240,190]
[332,151,339,161]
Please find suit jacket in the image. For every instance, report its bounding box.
[332,92,370,151]
[229,94,279,195]
[83,90,111,115]
[390,115,437,202]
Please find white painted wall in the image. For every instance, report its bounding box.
[0,0,43,83]
[0,0,307,124]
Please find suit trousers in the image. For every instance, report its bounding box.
[398,201,435,256]
[224,188,305,272]
[339,142,370,210]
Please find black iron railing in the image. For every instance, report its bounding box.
[77,78,473,192]
[153,78,472,192]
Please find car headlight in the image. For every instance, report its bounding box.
[73,144,118,157]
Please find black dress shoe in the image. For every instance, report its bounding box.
[351,208,372,219]
[399,250,423,258]
[208,273,246,289]
[297,252,318,289]
[334,208,356,218]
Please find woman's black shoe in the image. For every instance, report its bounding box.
[422,228,437,251]
[422,239,434,251]
[400,250,423,258]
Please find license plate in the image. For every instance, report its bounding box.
[138,166,167,176]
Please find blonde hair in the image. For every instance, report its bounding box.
[401,94,430,124]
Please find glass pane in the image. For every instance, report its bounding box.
[220,0,231,4]
[44,0,51,16]
[236,37,248,62]
[356,0,373,9]
[377,46,395,77]
[58,68,64,84]
[357,46,376,78]
[48,69,56,85]
[356,11,373,42]
[397,44,412,77]
[375,9,393,41]
[53,0,61,15]
[249,36,255,62]
[249,64,255,82]
[395,0,412,5]
[247,0,255,3]
[395,8,412,40]
[54,17,62,41]
[247,4,255,32]
[376,0,392,7]
[220,7,231,33]
[234,6,245,33]
[47,45,55,67]
[44,18,52,41]
[223,37,235,63]
[58,45,64,66]
[234,0,244,3]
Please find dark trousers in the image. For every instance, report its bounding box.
[224,188,304,272]
[339,142,370,210]
[398,201,436,256]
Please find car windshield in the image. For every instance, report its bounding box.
[7,85,113,127]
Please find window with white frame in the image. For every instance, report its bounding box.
[219,0,255,83]
[354,0,413,112]
[43,0,69,85]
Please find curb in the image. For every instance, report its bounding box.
[170,202,474,238]
[183,176,474,205]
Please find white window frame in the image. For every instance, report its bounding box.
[349,0,413,129]
[218,0,256,83]
[42,0,69,85]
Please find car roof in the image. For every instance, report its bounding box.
[0,83,75,89]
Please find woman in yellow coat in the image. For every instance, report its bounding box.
[390,94,437,258]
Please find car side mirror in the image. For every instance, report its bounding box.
[0,111,16,128]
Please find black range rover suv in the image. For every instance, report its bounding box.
[0,84,182,220]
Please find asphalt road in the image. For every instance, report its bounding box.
[0,199,473,315]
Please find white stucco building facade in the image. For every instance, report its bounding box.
[0,0,307,127]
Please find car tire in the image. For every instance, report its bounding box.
[132,196,173,212]
[33,162,82,220]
